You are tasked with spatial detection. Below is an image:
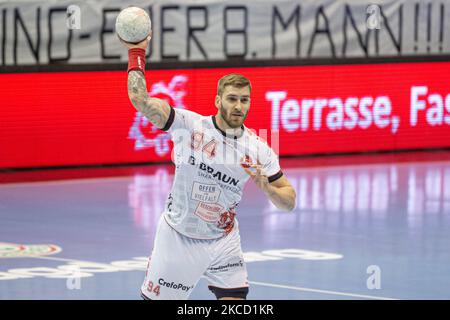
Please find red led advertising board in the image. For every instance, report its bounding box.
[1,62,450,168]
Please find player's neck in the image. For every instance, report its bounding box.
[213,114,244,138]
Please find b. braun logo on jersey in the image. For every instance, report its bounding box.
[128,75,188,155]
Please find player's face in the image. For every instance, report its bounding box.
[216,85,251,129]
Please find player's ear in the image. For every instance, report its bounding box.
[215,95,221,109]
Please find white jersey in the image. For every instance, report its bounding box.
[161,107,283,240]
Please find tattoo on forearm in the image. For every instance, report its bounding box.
[128,71,166,128]
[128,71,146,95]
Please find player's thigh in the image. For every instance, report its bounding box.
[204,228,249,299]
[141,217,208,300]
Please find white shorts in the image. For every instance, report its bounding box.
[140,216,249,300]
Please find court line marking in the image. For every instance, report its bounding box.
[9,257,398,300]
[249,281,398,300]
[1,243,397,300]
[5,250,397,300]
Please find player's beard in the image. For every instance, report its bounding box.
[220,106,248,129]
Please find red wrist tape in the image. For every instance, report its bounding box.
[127,48,146,74]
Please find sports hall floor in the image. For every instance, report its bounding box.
[1,151,450,300]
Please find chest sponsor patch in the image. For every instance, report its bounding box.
[190,182,221,203]
[194,202,224,223]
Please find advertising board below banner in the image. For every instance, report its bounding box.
[1,61,450,168]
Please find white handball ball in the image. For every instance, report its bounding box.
[115,7,151,44]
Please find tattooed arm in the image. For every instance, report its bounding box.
[121,32,172,129]
[127,71,172,129]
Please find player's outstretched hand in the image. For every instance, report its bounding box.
[118,31,152,50]
[243,161,269,191]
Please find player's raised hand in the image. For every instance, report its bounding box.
[118,31,152,50]
[243,161,269,191]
